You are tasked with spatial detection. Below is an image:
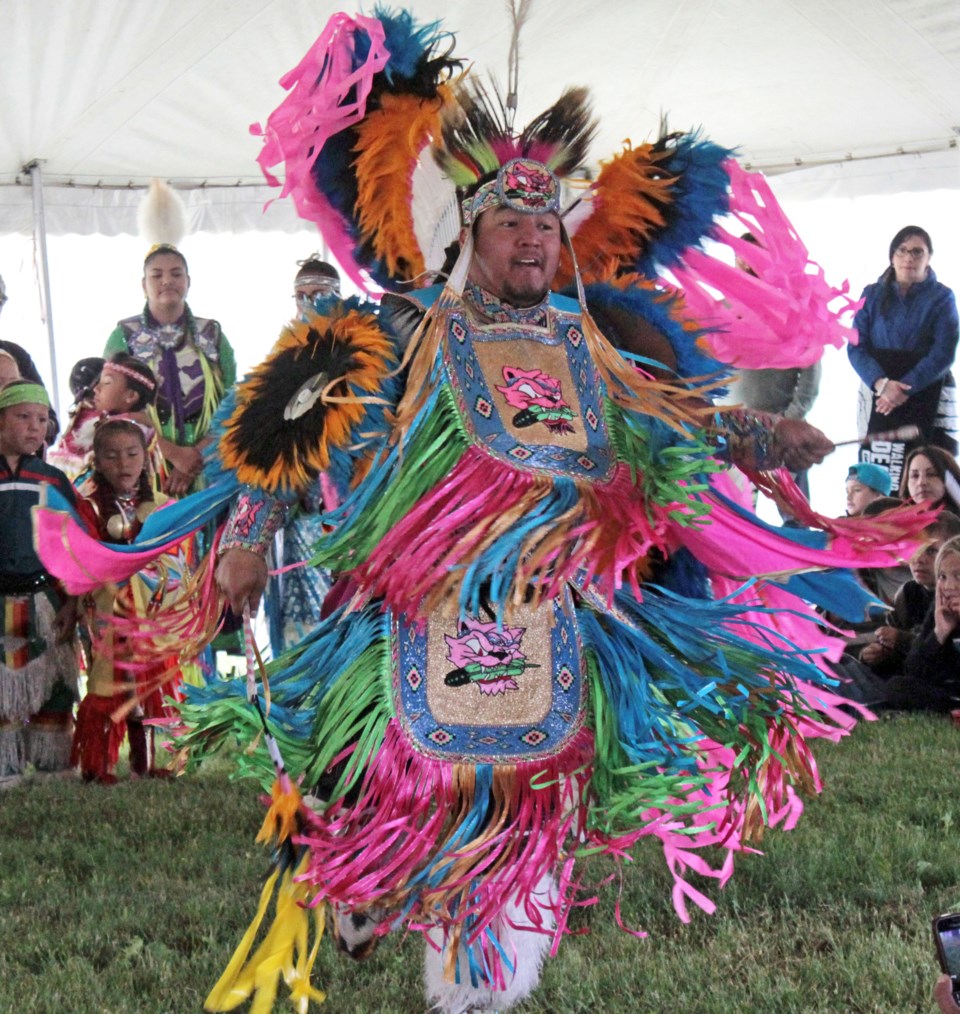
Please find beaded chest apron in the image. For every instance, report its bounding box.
[391,589,585,764]
[390,298,612,764]
[439,297,616,479]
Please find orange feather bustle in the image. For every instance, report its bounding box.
[353,87,452,283]
[559,142,676,289]
[221,310,396,493]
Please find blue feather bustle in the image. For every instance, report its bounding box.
[309,7,459,291]
[636,130,734,276]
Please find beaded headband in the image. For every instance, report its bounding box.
[93,414,154,446]
[143,243,188,272]
[462,157,561,227]
[102,361,156,392]
[295,275,341,294]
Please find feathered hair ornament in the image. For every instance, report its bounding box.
[137,179,189,265]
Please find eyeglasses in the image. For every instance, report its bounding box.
[894,246,927,259]
[294,280,341,306]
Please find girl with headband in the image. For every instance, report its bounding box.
[71,418,180,783]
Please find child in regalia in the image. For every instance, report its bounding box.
[72,418,179,783]
[0,379,80,780]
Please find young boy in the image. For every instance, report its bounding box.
[0,380,80,780]
[845,462,892,516]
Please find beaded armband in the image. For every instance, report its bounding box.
[219,488,290,557]
[717,408,781,471]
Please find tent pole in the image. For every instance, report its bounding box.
[23,159,60,417]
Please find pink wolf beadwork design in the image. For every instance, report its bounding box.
[501,159,556,209]
[496,366,576,435]
[228,497,265,539]
[443,618,538,695]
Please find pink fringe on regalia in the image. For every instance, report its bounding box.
[250,13,390,293]
[346,446,682,616]
[295,704,846,958]
[666,161,862,369]
[295,721,595,956]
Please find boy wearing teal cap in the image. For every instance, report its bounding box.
[846,461,893,515]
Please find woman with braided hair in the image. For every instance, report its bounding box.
[105,184,236,497]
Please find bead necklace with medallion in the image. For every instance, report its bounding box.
[106,490,141,542]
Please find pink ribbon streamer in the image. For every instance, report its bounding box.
[251,12,390,294]
[665,160,862,369]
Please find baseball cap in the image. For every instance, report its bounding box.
[847,462,892,496]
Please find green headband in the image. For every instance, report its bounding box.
[0,383,50,411]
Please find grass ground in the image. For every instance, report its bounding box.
[0,713,957,1014]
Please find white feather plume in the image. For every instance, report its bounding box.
[411,147,459,273]
[137,179,188,248]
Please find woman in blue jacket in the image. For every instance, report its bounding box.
[850,225,959,488]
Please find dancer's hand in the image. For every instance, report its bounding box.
[773,418,834,470]
[217,548,269,614]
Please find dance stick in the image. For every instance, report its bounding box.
[831,424,920,449]
[242,602,291,783]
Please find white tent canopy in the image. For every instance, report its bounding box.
[2,0,960,236]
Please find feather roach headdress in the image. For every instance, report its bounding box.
[435,81,596,224]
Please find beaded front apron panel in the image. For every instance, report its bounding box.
[441,307,617,481]
[391,587,585,763]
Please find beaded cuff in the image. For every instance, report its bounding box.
[718,408,781,471]
[220,488,289,556]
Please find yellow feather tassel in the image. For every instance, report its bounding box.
[204,855,326,1014]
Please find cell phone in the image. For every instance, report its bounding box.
[933,912,960,1003]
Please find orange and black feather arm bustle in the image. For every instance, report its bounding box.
[219,308,397,495]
